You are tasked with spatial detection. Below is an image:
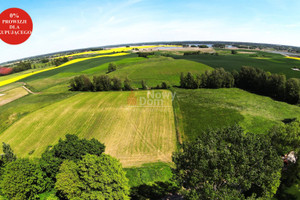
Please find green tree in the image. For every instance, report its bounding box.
[270,120,300,155]
[268,74,286,100]
[40,134,105,183]
[207,68,234,88]
[270,121,300,199]
[286,78,300,104]
[93,75,112,91]
[185,72,197,89]
[123,77,133,91]
[180,72,186,88]
[108,62,117,73]
[69,75,93,91]
[172,125,283,199]
[0,142,16,167]
[112,77,122,91]
[161,82,169,89]
[56,154,130,200]
[141,80,147,90]
[1,159,50,200]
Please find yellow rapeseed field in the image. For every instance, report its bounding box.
[55,45,181,58]
[286,56,300,61]
[0,52,129,87]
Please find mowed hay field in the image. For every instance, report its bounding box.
[0,87,28,106]
[175,88,300,141]
[0,90,176,167]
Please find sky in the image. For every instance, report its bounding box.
[0,0,300,63]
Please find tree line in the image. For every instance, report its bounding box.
[52,57,69,66]
[69,75,133,91]
[180,66,300,105]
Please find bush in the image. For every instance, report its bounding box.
[108,62,117,73]
[137,52,154,58]
[53,57,68,66]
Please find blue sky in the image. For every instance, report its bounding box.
[0,0,300,63]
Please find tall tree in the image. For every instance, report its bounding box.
[173,125,283,199]
[286,78,300,104]
[93,75,112,91]
[40,134,105,183]
[141,80,147,90]
[1,159,50,200]
[1,142,16,165]
[185,72,197,89]
[270,121,300,199]
[112,77,122,90]
[56,154,130,200]
[123,77,133,91]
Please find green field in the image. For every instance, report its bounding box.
[0,90,176,167]
[20,54,137,92]
[21,55,212,92]
[108,56,213,87]
[1,49,300,192]
[174,50,300,79]
[175,88,300,140]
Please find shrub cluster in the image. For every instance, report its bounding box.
[107,62,117,73]
[52,57,69,66]
[137,52,154,58]
[12,61,32,73]
[69,75,133,91]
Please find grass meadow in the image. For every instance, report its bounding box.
[175,88,300,140]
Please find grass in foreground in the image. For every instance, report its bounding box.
[0,90,176,167]
[175,88,300,140]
